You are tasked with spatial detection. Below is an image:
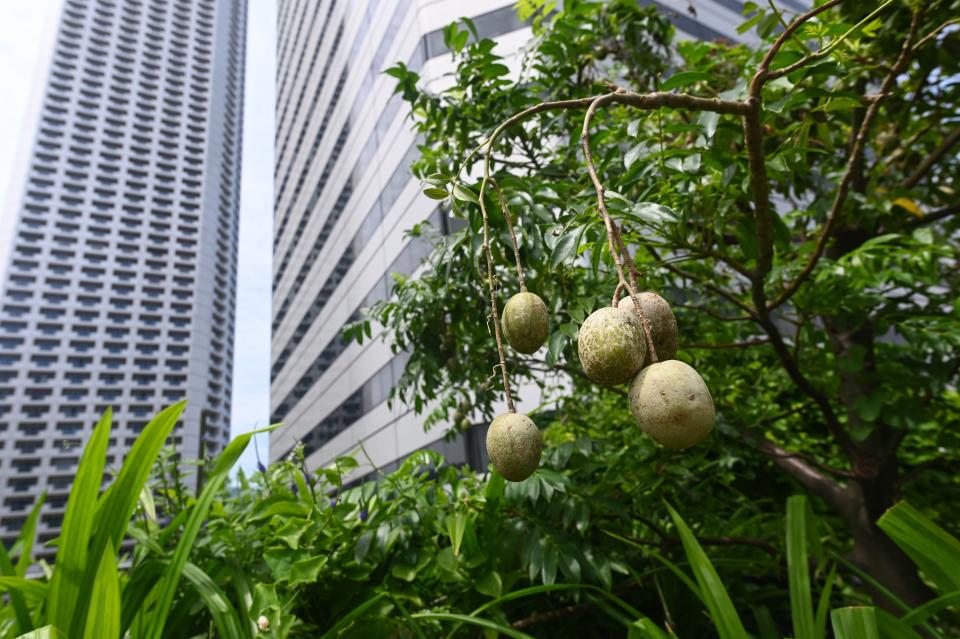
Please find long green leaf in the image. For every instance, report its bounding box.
[16,626,67,639]
[1,532,35,635]
[15,491,46,577]
[83,542,120,639]
[627,618,672,639]
[72,401,186,634]
[786,495,815,639]
[141,425,273,639]
[182,562,249,639]
[46,408,112,637]
[831,606,879,639]
[874,608,923,639]
[900,590,960,627]
[877,501,960,594]
[318,592,387,639]
[412,612,536,639]
[0,576,49,600]
[814,564,837,639]
[666,503,748,639]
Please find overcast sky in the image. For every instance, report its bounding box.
[0,0,275,474]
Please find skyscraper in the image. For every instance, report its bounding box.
[269,0,805,477]
[0,0,246,552]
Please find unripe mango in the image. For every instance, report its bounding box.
[502,292,549,354]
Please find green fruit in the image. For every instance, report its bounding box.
[618,291,679,366]
[628,360,714,449]
[502,292,549,354]
[485,412,542,481]
[577,306,646,385]
[458,418,472,431]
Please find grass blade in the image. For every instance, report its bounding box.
[874,608,923,639]
[318,592,387,639]
[877,501,960,594]
[0,576,49,600]
[666,503,748,639]
[627,618,672,639]
[182,561,249,639]
[411,612,536,639]
[1,536,34,634]
[82,542,120,639]
[46,408,112,637]
[786,495,815,639]
[15,491,46,577]
[814,563,837,639]
[142,425,273,639]
[831,606,879,639]
[15,626,67,639]
[900,590,960,627]
[71,402,185,633]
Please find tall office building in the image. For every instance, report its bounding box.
[269,0,805,476]
[0,0,247,551]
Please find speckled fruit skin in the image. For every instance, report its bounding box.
[502,292,549,354]
[577,307,646,385]
[618,291,678,367]
[628,360,715,449]
[486,412,542,482]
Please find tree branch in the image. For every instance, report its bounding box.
[490,179,528,292]
[768,11,922,311]
[743,429,855,517]
[907,202,960,228]
[901,124,960,189]
[682,338,769,350]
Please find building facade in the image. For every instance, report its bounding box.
[269,0,805,476]
[0,0,246,551]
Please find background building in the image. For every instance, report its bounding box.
[0,0,247,552]
[268,0,806,476]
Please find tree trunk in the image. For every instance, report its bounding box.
[846,477,935,609]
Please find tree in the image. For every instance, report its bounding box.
[363,0,960,608]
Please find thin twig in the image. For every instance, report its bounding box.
[490,179,528,292]
[901,125,960,189]
[911,17,960,52]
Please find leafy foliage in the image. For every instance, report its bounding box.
[352,0,960,607]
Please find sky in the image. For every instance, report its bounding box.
[0,0,275,474]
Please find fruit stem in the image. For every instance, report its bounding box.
[581,93,659,364]
[479,154,516,413]
[491,179,528,293]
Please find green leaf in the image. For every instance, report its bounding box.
[661,71,713,91]
[46,408,112,638]
[815,564,837,639]
[181,562,249,639]
[446,513,468,556]
[628,618,672,639]
[624,142,646,169]
[0,576,49,600]
[786,495,815,639]
[0,491,43,635]
[82,542,120,639]
[476,570,502,597]
[874,608,924,639]
[551,227,583,268]
[355,530,374,563]
[452,183,479,204]
[140,423,274,639]
[16,627,67,639]
[666,503,748,639]
[901,590,960,627]
[831,607,879,639]
[423,187,449,200]
[877,501,960,594]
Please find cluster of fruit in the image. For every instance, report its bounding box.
[485,289,715,482]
